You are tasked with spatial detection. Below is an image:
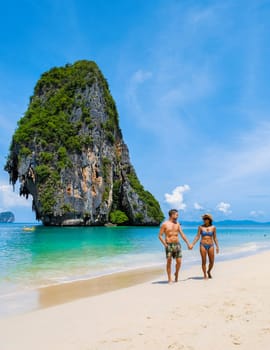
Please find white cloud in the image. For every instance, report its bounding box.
[194,202,204,210]
[164,185,190,210]
[131,70,153,84]
[127,69,153,112]
[216,201,231,214]
[0,183,32,209]
[161,70,213,107]
[249,210,265,218]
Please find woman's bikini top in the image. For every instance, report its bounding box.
[201,229,214,237]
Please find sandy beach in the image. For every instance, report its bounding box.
[1,251,270,350]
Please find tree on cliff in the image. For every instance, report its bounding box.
[5,60,164,226]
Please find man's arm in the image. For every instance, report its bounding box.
[179,224,191,249]
[158,224,167,247]
[213,227,219,254]
[190,226,201,248]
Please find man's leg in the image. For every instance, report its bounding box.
[200,244,208,279]
[175,257,181,282]
[207,247,215,278]
[166,257,173,283]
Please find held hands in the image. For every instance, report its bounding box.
[187,242,219,252]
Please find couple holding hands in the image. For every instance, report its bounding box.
[158,209,219,283]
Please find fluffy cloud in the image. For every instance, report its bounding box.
[216,201,231,214]
[249,210,265,218]
[0,183,31,209]
[194,202,204,210]
[164,185,190,210]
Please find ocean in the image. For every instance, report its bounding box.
[0,222,270,316]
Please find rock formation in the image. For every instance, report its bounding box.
[0,211,15,223]
[5,61,164,226]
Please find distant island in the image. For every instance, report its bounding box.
[5,60,164,226]
[0,211,15,223]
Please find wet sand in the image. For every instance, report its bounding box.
[38,265,164,308]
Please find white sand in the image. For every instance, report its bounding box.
[1,251,270,350]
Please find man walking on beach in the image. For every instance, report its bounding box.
[158,209,191,283]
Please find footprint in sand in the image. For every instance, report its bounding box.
[200,305,210,311]
[112,337,131,343]
[230,334,241,346]
[261,327,270,334]
[168,344,194,350]
[224,300,236,307]
[226,314,235,321]
[244,303,253,315]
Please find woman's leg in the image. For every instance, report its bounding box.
[207,246,215,278]
[200,244,208,279]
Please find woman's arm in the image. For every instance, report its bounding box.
[213,226,219,254]
[191,226,201,248]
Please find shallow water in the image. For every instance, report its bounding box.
[1,223,270,292]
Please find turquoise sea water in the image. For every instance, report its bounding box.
[0,222,270,317]
[1,222,270,297]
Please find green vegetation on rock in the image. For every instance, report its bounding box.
[127,169,164,223]
[10,61,119,172]
[110,210,129,224]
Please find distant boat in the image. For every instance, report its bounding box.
[104,223,117,227]
[22,226,36,232]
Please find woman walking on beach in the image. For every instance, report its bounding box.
[191,214,219,279]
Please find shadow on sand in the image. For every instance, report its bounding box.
[152,280,169,284]
[152,276,205,284]
[183,276,205,281]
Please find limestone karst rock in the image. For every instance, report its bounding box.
[5,61,164,226]
[0,211,15,223]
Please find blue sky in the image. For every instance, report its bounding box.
[1,0,270,222]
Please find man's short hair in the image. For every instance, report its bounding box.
[168,209,178,217]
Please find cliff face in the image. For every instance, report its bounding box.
[5,61,164,226]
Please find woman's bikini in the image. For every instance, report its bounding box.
[200,228,214,250]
